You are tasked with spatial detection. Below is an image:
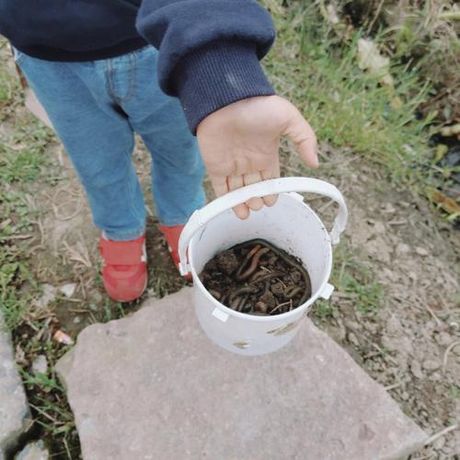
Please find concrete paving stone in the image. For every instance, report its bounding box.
[15,440,49,460]
[0,316,31,459]
[57,288,427,460]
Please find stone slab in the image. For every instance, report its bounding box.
[57,288,427,460]
[15,441,49,460]
[0,316,31,459]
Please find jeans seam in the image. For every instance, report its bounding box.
[105,58,117,104]
[123,52,136,103]
[105,54,136,105]
[125,147,145,230]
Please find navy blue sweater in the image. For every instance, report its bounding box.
[0,0,276,132]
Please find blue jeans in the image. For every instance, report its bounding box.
[15,46,206,241]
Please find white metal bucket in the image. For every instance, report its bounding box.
[179,177,348,356]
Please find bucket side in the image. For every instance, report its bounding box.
[189,194,333,355]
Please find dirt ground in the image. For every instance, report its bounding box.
[306,145,460,457]
[13,115,457,456]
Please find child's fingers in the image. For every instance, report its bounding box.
[228,174,250,219]
[261,164,279,207]
[243,172,265,211]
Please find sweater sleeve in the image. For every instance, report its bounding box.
[136,0,276,133]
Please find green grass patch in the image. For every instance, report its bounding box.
[336,261,383,315]
[0,60,16,106]
[263,1,435,185]
[312,242,384,320]
[0,122,53,182]
[0,60,79,456]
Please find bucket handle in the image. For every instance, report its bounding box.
[179,177,348,276]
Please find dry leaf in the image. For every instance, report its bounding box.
[53,330,74,346]
[427,188,460,216]
[440,124,460,137]
[357,38,394,87]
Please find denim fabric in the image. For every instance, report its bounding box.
[15,46,206,241]
[2,0,275,132]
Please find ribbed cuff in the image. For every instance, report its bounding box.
[174,41,275,134]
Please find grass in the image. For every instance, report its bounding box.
[335,253,383,316]
[312,242,384,322]
[0,55,81,456]
[263,1,437,186]
[0,57,15,107]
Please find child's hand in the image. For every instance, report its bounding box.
[197,95,318,219]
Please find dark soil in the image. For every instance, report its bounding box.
[199,239,312,316]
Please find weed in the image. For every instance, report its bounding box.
[311,242,383,323]
[314,300,336,320]
[449,384,460,400]
[335,245,383,315]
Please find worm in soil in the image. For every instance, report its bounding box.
[234,239,311,304]
[236,247,270,281]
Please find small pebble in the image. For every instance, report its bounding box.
[348,332,360,347]
[410,360,424,379]
[422,359,440,371]
[400,391,409,401]
[344,319,360,331]
[435,331,452,347]
[372,221,386,235]
[381,203,396,214]
[255,302,268,314]
[59,282,77,298]
[415,247,429,257]
[31,355,48,375]
[35,284,57,309]
[395,243,410,255]
[434,436,446,450]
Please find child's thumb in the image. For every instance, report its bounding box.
[283,103,318,168]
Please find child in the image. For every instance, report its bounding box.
[0,0,318,302]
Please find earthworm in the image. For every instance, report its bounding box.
[233,244,260,281]
[249,270,284,284]
[269,300,292,315]
[228,286,257,309]
[208,289,221,300]
[230,296,245,312]
[234,239,311,304]
[249,268,269,282]
[238,294,251,313]
[236,247,270,281]
[285,286,302,299]
[263,280,270,297]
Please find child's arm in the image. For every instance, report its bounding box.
[136,0,275,134]
[136,0,317,217]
